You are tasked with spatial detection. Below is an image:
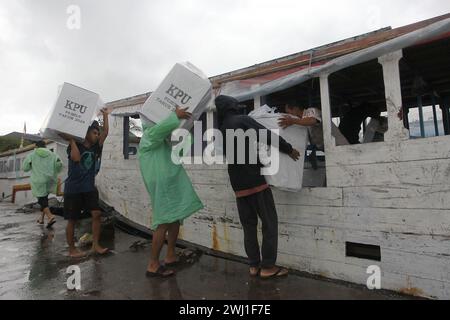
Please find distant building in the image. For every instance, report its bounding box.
[1,132,42,143]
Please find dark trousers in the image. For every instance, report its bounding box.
[236,188,278,269]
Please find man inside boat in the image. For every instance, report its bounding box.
[215,95,301,279]
[23,140,63,228]
[59,108,110,258]
[338,101,384,144]
[278,101,348,168]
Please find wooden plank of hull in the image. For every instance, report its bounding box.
[328,158,450,187]
[343,186,450,210]
[326,136,450,167]
[279,253,450,299]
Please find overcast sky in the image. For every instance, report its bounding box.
[1,0,449,135]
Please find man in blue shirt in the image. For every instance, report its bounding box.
[60,108,110,258]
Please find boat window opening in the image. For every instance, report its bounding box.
[400,36,450,139]
[9,159,14,173]
[123,115,142,160]
[406,104,445,138]
[346,242,381,262]
[329,59,388,146]
[130,117,143,138]
[264,79,326,188]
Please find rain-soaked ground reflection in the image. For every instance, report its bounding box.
[0,202,416,300]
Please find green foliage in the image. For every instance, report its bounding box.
[0,137,32,153]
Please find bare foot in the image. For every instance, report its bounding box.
[250,267,260,277]
[69,249,87,259]
[260,267,289,279]
[91,245,110,255]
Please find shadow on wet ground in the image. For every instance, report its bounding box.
[0,202,418,300]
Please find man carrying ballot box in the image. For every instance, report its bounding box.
[138,107,204,278]
[60,108,110,258]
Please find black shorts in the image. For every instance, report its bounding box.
[64,189,100,220]
[37,196,49,211]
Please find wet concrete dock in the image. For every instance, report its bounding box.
[0,201,415,300]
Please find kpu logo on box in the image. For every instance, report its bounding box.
[64,100,88,114]
[166,84,192,105]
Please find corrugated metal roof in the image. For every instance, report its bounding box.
[111,104,143,116]
[105,13,450,109]
[223,15,450,101]
[210,13,450,86]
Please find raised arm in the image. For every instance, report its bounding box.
[68,140,81,163]
[246,117,300,161]
[278,115,319,129]
[99,108,110,147]
[141,107,191,150]
[58,133,81,162]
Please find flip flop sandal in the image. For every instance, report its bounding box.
[260,268,289,280]
[146,266,175,278]
[164,260,180,267]
[46,218,56,229]
[37,220,44,225]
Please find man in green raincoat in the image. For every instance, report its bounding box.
[139,107,204,278]
[23,141,63,228]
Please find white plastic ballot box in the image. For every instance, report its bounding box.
[40,83,102,143]
[140,62,212,131]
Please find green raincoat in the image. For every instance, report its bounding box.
[23,148,63,198]
[138,112,204,230]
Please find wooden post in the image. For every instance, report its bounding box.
[440,95,450,135]
[417,96,425,138]
[431,95,439,136]
[378,50,409,142]
[252,84,262,109]
[403,105,410,130]
[123,116,130,160]
[319,74,335,152]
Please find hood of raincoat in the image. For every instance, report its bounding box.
[214,95,246,129]
[35,148,52,158]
